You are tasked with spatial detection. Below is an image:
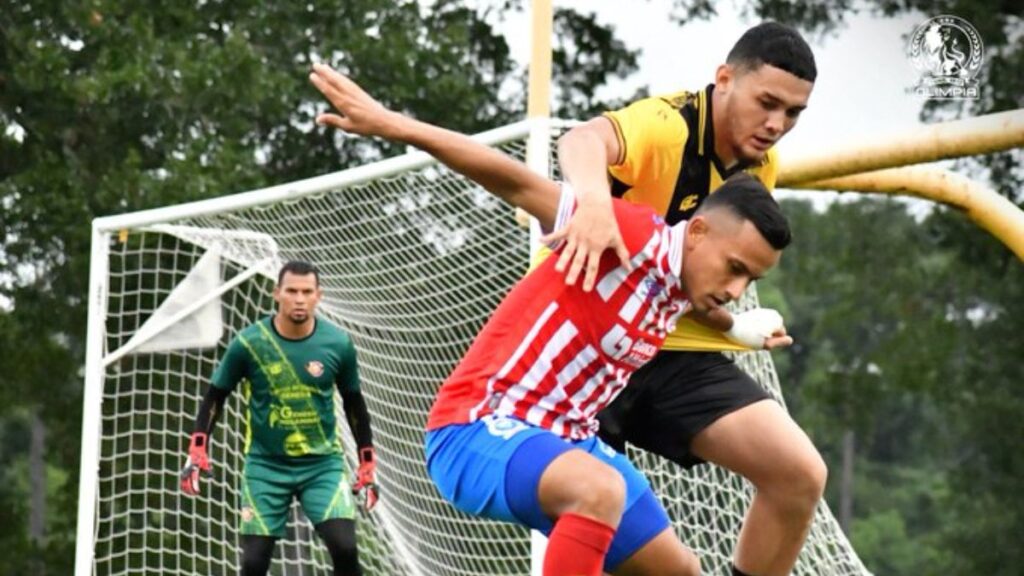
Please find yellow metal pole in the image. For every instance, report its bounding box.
[796,167,1024,260]
[526,3,554,572]
[520,0,555,231]
[527,0,553,119]
[779,109,1024,187]
[779,109,1024,260]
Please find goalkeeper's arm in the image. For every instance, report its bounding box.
[194,385,230,436]
[308,63,562,231]
[180,385,230,495]
[341,387,379,511]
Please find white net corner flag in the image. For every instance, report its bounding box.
[119,246,224,356]
[78,119,871,575]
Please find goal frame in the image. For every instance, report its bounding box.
[76,107,1024,575]
[74,117,563,576]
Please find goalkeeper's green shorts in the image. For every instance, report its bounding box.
[239,453,355,537]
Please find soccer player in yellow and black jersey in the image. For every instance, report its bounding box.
[550,22,822,576]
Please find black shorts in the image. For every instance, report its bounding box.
[597,350,771,468]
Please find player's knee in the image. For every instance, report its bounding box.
[240,551,273,576]
[791,448,827,509]
[665,547,701,576]
[240,536,275,576]
[679,551,701,576]
[766,447,827,515]
[316,519,361,575]
[328,538,359,564]
[568,463,626,524]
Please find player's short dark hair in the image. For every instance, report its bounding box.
[278,260,320,286]
[727,22,817,82]
[697,174,792,250]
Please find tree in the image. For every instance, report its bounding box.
[0,1,641,570]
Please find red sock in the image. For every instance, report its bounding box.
[543,513,616,576]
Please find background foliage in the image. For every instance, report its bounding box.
[1,0,1020,573]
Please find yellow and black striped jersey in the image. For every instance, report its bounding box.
[605,85,780,351]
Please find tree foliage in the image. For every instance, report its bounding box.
[1,1,1020,573]
[0,1,638,569]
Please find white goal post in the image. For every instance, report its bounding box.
[77,117,870,575]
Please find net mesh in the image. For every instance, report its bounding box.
[87,125,870,575]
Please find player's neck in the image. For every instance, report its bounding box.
[272,314,316,340]
[710,90,739,170]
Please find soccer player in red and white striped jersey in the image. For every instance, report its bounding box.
[311,63,792,576]
[428,188,689,442]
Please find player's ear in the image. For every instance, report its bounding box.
[686,215,709,249]
[715,64,734,93]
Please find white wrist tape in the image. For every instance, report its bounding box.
[725,308,785,349]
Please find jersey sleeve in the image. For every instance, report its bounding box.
[211,337,248,392]
[335,336,362,394]
[603,93,689,187]
[609,199,660,253]
[540,183,578,251]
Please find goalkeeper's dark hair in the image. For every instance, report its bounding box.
[697,174,792,250]
[278,260,321,286]
[727,22,817,82]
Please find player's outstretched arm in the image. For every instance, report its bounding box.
[309,63,561,230]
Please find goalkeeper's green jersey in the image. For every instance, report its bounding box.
[211,316,361,459]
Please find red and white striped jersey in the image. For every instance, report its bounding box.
[426,185,691,440]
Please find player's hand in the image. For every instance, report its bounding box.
[351,447,380,512]
[179,432,213,496]
[725,308,794,350]
[539,195,631,292]
[309,63,401,139]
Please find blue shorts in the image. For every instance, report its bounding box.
[425,415,671,571]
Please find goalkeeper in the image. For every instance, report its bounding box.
[180,260,378,576]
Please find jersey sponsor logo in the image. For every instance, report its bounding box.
[642,277,664,302]
[678,194,699,212]
[276,384,315,401]
[483,414,529,440]
[284,431,312,456]
[306,360,324,377]
[662,91,694,109]
[268,362,284,376]
[600,324,659,369]
[269,404,322,428]
[624,339,658,368]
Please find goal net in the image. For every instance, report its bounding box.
[78,119,870,575]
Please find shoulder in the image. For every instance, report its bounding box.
[605,91,693,133]
[316,318,355,346]
[611,199,662,238]
[234,319,267,343]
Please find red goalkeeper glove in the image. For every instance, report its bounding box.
[351,447,379,512]
[179,432,212,496]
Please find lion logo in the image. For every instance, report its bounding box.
[908,15,983,100]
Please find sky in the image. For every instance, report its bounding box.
[491,1,950,203]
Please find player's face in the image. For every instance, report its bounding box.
[681,212,781,314]
[716,63,813,164]
[274,272,322,325]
